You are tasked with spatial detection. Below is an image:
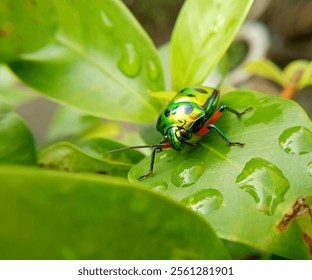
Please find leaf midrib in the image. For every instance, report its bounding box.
[55,34,159,115]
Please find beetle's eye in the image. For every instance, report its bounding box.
[179,128,188,137]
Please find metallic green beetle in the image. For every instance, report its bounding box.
[111,86,252,180]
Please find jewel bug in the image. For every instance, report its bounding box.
[109,86,252,180]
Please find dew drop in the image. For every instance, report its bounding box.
[100,10,113,28]
[158,150,175,162]
[151,181,168,192]
[307,162,312,177]
[147,60,159,81]
[171,159,204,188]
[118,43,141,78]
[182,189,223,215]
[279,126,312,155]
[236,157,290,215]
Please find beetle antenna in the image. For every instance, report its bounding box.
[107,144,164,153]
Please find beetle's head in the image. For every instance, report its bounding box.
[165,126,191,151]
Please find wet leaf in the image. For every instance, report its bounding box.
[0,165,230,259]
[130,91,312,259]
[236,158,290,215]
[39,138,144,177]
[170,0,254,90]
[9,0,164,123]
[0,102,36,165]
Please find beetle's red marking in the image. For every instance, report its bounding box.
[208,110,222,124]
[162,142,172,149]
[195,109,223,136]
[195,126,209,136]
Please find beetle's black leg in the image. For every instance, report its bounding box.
[221,105,253,117]
[207,124,245,147]
[138,147,162,180]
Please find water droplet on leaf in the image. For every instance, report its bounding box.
[100,10,113,28]
[171,159,204,188]
[236,157,290,215]
[147,60,159,81]
[118,43,141,77]
[182,189,223,215]
[151,181,168,192]
[279,126,312,155]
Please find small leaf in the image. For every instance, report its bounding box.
[0,101,36,165]
[77,138,144,165]
[39,139,144,177]
[170,0,254,90]
[284,60,309,81]
[297,61,312,90]
[0,0,57,63]
[244,59,286,86]
[0,165,230,259]
[9,0,164,123]
[283,60,312,91]
[130,91,312,259]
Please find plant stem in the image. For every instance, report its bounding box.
[280,69,304,99]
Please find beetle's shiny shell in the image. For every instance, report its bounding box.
[156,87,220,136]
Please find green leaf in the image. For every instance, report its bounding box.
[45,105,105,142]
[284,60,312,90]
[170,0,254,90]
[39,138,144,177]
[0,65,37,107]
[0,165,230,259]
[298,61,312,90]
[0,0,57,63]
[244,59,286,86]
[77,138,144,165]
[158,42,171,89]
[0,102,36,165]
[130,91,312,259]
[9,0,164,123]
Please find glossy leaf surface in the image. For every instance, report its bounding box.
[0,166,230,259]
[170,0,254,90]
[130,91,312,259]
[9,0,164,122]
[0,102,36,165]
